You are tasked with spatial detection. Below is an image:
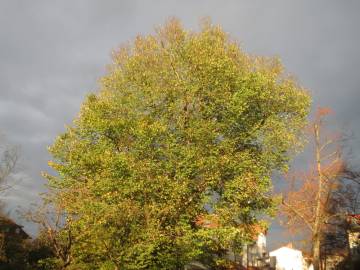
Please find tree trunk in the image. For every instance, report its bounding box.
[313,233,321,270]
[313,123,323,270]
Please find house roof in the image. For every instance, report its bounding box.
[269,246,302,256]
[348,214,360,231]
[348,214,360,225]
[0,216,21,226]
[0,215,30,239]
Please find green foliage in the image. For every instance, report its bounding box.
[46,18,310,269]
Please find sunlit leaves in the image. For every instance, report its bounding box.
[47,18,310,269]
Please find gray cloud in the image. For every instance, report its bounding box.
[0,0,359,246]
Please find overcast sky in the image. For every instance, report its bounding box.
[1,0,359,249]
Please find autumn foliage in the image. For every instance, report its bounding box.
[281,108,358,270]
[45,18,310,269]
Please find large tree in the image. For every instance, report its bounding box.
[47,19,310,269]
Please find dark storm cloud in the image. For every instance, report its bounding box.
[0,0,359,243]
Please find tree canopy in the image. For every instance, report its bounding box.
[47,19,311,269]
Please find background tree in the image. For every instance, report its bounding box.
[321,166,360,269]
[0,135,29,269]
[47,18,310,269]
[281,108,359,270]
[25,202,74,270]
[0,134,18,193]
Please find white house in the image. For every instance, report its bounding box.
[269,245,307,270]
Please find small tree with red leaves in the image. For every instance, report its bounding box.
[280,108,357,270]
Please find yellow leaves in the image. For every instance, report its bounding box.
[45,18,311,268]
[156,17,186,45]
[47,160,56,168]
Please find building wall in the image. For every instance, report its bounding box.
[269,247,306,270]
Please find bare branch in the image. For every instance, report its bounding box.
[282,198,314,232]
